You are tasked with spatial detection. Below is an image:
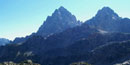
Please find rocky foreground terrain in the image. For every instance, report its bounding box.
[0,60,40,65]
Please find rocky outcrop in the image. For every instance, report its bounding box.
[114,60,130,65]
[0,60,40,65]
[70,61,91,65]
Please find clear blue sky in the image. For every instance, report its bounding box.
[0,0,130,40]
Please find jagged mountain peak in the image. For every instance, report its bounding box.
[95,7,119,19]
[37,6,81,36]
[100,7,113,12]
[85,7,122,32]
[52,6,72,17]
[86,7,130,33]
[12,6,81,43]
[58,6,67,11]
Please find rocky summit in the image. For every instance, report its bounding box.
[37,6,81,36]
[86,7,130,33]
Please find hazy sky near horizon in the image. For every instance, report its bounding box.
[0,0,130,40]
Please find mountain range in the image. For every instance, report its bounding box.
[0,6,130,65]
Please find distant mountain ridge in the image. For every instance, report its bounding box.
[12,33,36,44]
